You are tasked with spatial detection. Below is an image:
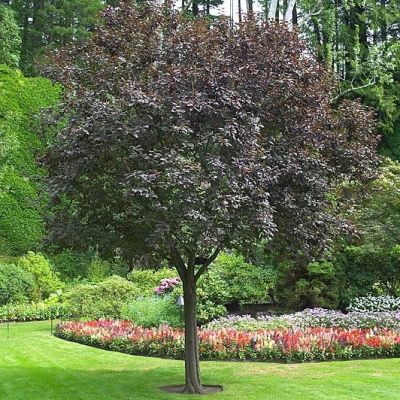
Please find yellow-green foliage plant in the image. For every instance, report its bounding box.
[18,252,63,301]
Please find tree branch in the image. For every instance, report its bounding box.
[182,0,194,13]
[170,245,187,281]
[194,247,221,282]
[331,78,377,102]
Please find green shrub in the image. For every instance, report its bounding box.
[127,268,177,296]
[49,250,93,280]
[88,257,111,282]
[0,263,35,305]
[195,252,276,323]
[121,295,183,328]
[63,275,138,319]
[50,250,130,281]
[0,5,21,68]
[275,259,342,310]
[204,252,276,304]
[18,252,63,301]
[341,244,400,302]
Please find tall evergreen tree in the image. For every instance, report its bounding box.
[5,0,103,74]
[0,5,21,68]
[296,0,400,158]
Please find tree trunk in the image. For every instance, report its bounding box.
[182,269,203,394]
[192,0,199,16]
[268,0,278,20]
[283,0,296,23]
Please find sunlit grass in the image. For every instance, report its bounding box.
[1,321,400,400]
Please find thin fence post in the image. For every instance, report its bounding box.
[7,306,10,339]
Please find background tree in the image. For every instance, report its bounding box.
[295,0,400,159]
[340,160,400,299]
[5,0,103,74]
[0,5,21,68]
[43,2,378,393]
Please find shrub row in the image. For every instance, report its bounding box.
[56,320,400,362]
[0,302,65,322]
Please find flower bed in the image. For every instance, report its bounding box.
[56,320,400,362]
[206,309,400,331]
[348,296,400,313]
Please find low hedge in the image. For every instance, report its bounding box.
[0,302,66,322]
[56,320,400,363]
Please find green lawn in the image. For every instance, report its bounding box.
[1,322,400,400]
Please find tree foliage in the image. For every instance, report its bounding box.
[0,66,60,255]
[0,5,21,68]
[0,262,35,305]
[341,160,400,298]
[42,2,378,393]
[297,0,400,158]
[6,0,104,73]
[18,251,63,301]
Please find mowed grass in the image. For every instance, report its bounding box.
[1,322,400,400]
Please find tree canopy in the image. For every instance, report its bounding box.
[42,2,379,392]
[0,5,21,68]
[6,0,104,74]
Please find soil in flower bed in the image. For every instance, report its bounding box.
[55,320,400,363]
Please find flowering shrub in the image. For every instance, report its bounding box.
[348,296,400,312]
[56,320,400,362]
[154,277,181,295]
[206,308,400,331]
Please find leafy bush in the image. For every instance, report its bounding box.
[0,5,21,68]
[18,252,63,301]
[121,295,183,328]
[88,256,111,282]
[49,250,93,280]
[348,296,400,312]
[63,275,138,319]
[0,263,35,305]
[206,252,276,304]
[275,259,342,310]
[195,252,276,323]
[341,244,400,300]
[127,268,177,296]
